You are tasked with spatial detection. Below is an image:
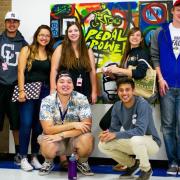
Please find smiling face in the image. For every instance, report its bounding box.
[67,24,80,43]
[37,28,51,47]
[56,76,74,96]
[129,30,143,48]
[5,19,20,35]
[117,83,135,107]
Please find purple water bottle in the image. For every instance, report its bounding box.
[68,154,77,180]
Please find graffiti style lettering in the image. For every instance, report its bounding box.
[86,28,126,53]
[86,28,126,42]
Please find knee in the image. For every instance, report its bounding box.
[40,141,57,159]
[79,133,94,148]
[98,141,110,153]
[130,136,144,147]
[76,133,94,157]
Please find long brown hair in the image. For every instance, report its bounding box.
[27,25,54,71]
[59,21,91,71]
[120,27,145,67]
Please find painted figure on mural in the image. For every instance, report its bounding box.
[98,77,161,180]
[0,11,27,164]
[151,0,180,176]
[18,25,54,171]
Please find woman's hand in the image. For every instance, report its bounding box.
[18,90,27,102]
[91,91,97,104]
[102,66,116,79]
[106,65,123,75]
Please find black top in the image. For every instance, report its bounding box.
[59,65,91,100]
[26,59,50,85]
[125,47,149,79]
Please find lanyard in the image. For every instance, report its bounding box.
[59,106,68,124]
[56,93,68,124]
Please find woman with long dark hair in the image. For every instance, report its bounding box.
[18,25,54,171]
[50,21,97,104]
[103,27,149,80]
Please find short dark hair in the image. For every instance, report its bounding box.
[116,77,135,89]
[56,70,73,83]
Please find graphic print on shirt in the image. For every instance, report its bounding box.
[172,35,180,59]
[1,44,19,66]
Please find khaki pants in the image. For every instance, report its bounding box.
[98,135,159,171]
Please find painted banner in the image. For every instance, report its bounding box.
[50,1,172,103]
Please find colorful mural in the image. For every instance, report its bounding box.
[50,1,172,103]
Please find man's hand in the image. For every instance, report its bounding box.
[42,134,63,143]
[99,129,116,142]
[73,121,91,133]
[159,79,169,96]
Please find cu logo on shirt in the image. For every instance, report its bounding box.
[1,44,19,66]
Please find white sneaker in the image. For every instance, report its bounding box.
[31,156,42,169]
[21,158,33,171]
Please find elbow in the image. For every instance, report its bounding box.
[43,128,53,135]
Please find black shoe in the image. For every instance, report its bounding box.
[136,168,153,180]
[14,153,21,166]
[119,160,140,179]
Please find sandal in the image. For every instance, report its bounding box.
[60,160,68,171]
[113,163,127,171]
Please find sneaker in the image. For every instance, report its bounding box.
[136,168,153,180]
[167,164,178,175]
[119,160,140,179]
[14,153,21,166]
[31,156,42,169]
[77,161,94,176]
[21,158,33,171]
[178,167,180,175]
[39,161,54,176]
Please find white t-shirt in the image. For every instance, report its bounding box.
[169,23,180,59]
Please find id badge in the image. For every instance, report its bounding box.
[2,62,8,71]
[76,77,83,87]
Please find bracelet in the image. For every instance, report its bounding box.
[19,89,25,92]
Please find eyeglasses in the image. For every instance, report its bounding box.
[38,34,51,38]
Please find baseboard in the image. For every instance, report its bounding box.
[0,153,168,168]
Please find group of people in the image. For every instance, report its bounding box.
[0,0,180,179]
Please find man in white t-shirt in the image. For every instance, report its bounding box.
[151,0,180,176]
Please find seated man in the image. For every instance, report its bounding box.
[98,77,161,180]
[38,71,94,176]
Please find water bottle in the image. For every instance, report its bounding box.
[68,154,77,180]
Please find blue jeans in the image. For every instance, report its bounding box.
[160,88,180,166]
[19,84,49,156]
